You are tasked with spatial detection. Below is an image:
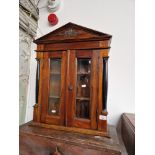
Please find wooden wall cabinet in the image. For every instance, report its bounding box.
[33,23,112,137]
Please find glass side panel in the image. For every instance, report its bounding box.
[76,59,91,119]
[48,59,61,116]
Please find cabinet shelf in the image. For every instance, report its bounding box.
[49,96,60,99]
[76,97,90,101]
[50,72,61,75]
[77,72,90,75]
[49,96,89,101]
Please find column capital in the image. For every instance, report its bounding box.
[103,56,109,61]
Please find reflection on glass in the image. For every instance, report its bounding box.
[48,59,61,115]
[50,59,61,74]
[76,59,91,119]
[50,75,61,97]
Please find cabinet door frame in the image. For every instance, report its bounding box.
[66,50,98,130]
[40,51,67,126]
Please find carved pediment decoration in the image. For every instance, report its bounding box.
[34,22,112,44]
[56,28,82,38]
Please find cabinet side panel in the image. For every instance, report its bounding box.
[98,49,109,131]
[40,53,50,123]
[90,50,99,129]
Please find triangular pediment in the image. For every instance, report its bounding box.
[34,23,112,44]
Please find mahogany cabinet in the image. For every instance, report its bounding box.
[32,23,112,136]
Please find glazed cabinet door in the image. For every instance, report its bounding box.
[40,51,67,125]
[66,50,98,130]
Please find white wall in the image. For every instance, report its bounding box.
[26,0,135,126]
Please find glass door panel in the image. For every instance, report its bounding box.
[48,59,61,116]
[76,58,91,119]
[40,51,66,126]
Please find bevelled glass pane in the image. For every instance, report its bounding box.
[50,75,61,97]
[76,75,90,98]
[50,59,61,74]
[77,59,91,74]
[76,58,91,119]
[76,100,89,118]
[48,59,61,115]
[48,98,60,115]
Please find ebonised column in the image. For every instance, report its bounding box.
[102,57,109,116]
[35,58,40,104]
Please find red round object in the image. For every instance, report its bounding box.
[48,13,58,26]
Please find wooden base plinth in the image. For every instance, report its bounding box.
[20,121,121,155]
[30,121,109,138]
